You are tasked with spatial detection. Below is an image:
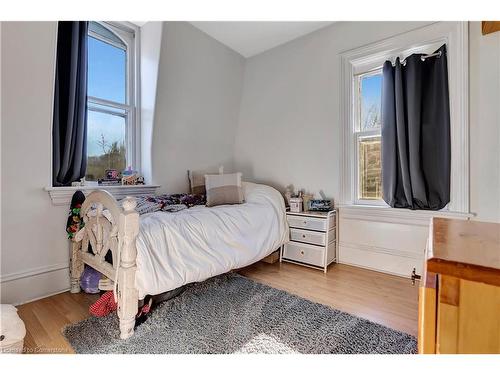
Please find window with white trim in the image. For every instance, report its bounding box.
[86,22,137,181]
[340,22,469,213]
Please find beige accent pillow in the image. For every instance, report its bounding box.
[188,168,222,195]
[205,172,244,207]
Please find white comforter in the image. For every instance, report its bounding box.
[134,182,288,298]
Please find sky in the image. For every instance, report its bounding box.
[360,74,382,130]
[87,36,126,156]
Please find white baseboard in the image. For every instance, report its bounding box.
[339,242,423,278]
[0,262,69,283]
[1,265,70,305]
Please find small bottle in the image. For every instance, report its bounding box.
[285,187,292,207]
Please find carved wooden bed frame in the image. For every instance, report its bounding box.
[70,190,140,339]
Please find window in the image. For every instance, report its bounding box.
[340,22,468,213]
[86,22,137,181]
[355,73,382,201]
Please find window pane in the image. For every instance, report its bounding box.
[358,136,382,200]
[360,74,382,131]
[86,110,126,181]
[88,35,126,104]
[89,22,126,49]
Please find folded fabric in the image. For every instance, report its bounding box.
[89,291,117,317]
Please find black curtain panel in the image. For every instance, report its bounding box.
[381,44,451,210]
[52,21,88,186]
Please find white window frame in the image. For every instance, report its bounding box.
[353,70,384,206]
[340,22,469,214]
[87,21,141,177]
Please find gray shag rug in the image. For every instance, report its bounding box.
[63,273,417,354]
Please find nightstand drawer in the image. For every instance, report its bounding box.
[290,228,326,246]
[283,242,325,267]
[287,215,327,232]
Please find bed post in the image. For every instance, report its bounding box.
[70,241,84,293]
[117,196,140,339]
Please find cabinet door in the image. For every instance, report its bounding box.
[437,277,500,354]
[418,266,438,354]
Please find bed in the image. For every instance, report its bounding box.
[70,182,288,339]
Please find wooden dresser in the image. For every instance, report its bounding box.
[418,217,500,354]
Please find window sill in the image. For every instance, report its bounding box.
[44,184,160,206]
[337,204,474,226]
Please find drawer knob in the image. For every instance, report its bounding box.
[302,234,306,238]
[303,221,307,224]
[300,250,305,255]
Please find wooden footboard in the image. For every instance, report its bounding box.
[70,190,140,339]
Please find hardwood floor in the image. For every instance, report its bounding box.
[239,262,419,336]
[17,292,99,354]
[16,262,418,354]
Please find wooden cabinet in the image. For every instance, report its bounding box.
[418,218,500,354]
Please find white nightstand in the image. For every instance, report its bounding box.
[280,210,337,273]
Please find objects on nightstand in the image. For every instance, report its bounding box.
[289,197,303,213]
[308,199,332,212]
[284,186,317,212]
[284,186,293,207]
[302,193,313,212]
[0,304,26,354]
[307,190,334,211]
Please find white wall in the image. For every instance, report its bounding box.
[151,22,245,194]
[469,22,500,223]
[0,22,71,304]
[233,21,500,277]
[140,21,163,185]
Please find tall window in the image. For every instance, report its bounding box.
[341,22,468,212]
[86,22,137,181]
[355,72,382,201]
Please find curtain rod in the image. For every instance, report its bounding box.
[355,50,443,76]
[401,50,442,66]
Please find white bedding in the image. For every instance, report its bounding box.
[134,182,288,298]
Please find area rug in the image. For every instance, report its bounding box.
[63,273,417,354]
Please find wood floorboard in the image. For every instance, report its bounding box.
[16,262,418,354]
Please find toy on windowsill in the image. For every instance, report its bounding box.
[121,166,144,185]
[71,177,86,187]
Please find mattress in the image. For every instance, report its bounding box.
[134,182,288,298]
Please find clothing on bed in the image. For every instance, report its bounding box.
[132,193,206,215]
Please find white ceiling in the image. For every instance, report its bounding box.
[189,22,333,58]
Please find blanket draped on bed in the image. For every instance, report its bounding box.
[66,192,206,239]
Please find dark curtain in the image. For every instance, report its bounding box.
[52,21,88,186]
[381,44,450,210]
